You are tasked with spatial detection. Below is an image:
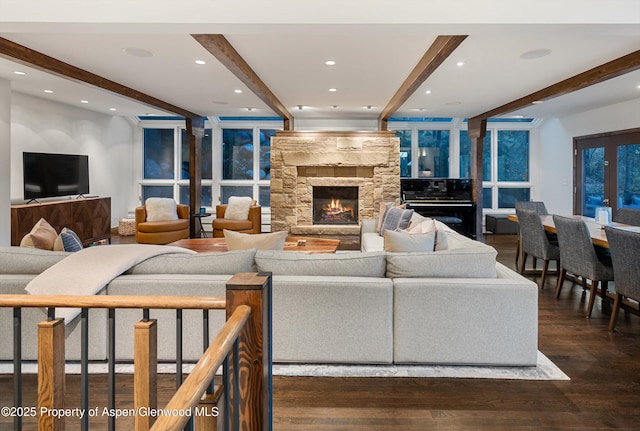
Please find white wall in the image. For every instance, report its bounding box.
[0,79,11,245]
[10,93,136,228]
[535,98,640,215]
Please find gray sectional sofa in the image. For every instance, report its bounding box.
[0,222,538,366]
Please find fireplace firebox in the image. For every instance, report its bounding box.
[313,186,358,225]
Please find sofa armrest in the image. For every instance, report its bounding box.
[361,219,378,234]
[177,204,190,220]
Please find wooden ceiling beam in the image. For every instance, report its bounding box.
[469,49,640,124]
[0,37,202,119]
[378,35,468,131]
[192,34,294,130]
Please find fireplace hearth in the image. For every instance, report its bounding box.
[313,186,358,225]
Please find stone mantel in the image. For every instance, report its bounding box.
[270,131,400,249]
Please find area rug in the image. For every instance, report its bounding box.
[0,352,568,381]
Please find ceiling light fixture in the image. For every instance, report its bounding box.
[445,101,461,106]
[456,61,465,67]
[13,71,26,75]
[297,105,304,110]
[325,60,336,66]
[532,100,544,104]
[329,88,337,92]
[520,49,552,60]
[234,89,243,94]
[246,107,254,111]
[109,108,117,111]
[123,47,153,58]
[425,90,432,94]
[195,60,206,65]
[43,89,53,94]
[80,100,89,104]
[332,105,339,109]
[365,105,373,110]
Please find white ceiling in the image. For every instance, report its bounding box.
[0,2,639,123]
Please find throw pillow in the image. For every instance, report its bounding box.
[384,229,435,252]
[53,227,84,252]
[224,229,287,251]
[20,218,58,250]
[376,202,406,233]
[379,207,414,236]
[145,198,178,222]
[407,218,449,251]
[224,196,254,220]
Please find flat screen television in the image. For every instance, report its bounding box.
[23,152,90,200]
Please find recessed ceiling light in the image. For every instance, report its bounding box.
[511,115,524,118]
[234,89,243,94]
[13,71,26,75]
[456,61,465,67]
[123,47,153,58]
[43,89,53,94]
[109,108,117,111]
[425,90,432,94]
[637,84,640,89]
[246,107,254,111]
[195,60,206,65]
[520,49,552,60]
[325,60,336,66]
[328,88,337,92]
[532,100,544,104]
[212,101,228,105]
[332,105,339,109]
[365,105,373,110]
[297,105,304,110]
[80,100,89,104]
[445,101,461,106]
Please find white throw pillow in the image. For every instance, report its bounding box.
[407,218,449,251]
[384,229,436,253]
[224,229,287,251]
[145,198,178,222]
[224,196,253,220]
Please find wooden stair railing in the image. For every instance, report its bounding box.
[0,271,273,431]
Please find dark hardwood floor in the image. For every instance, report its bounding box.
[1,234,639,430]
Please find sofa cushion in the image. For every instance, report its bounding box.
[224,230,287,251]
[383,229,436,252]
[255,250,387,278]
[137,219,189,233]
[406,218,449,251]
[20,218,58,250]
[145,197,178,222]
[379,207,413,236]
[386,246,498,278]
[126,249,256,275]
[53,227,83,252]
[0,246,70,274]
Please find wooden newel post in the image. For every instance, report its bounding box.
[226,272,273,431]
[134,319,158,431]
[38,318,65,431]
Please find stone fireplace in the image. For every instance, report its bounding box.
[270,131,400,249]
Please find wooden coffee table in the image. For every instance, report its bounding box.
[169,236,340,254]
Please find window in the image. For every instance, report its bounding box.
[140,122,213,207]
[459,128,531,210]
[392,125,451,178]
[219,124,281,206]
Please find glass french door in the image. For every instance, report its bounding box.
[574,129,640,217]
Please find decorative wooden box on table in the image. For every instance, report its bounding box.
[11,197,111,246]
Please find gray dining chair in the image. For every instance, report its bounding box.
[613,208,640,226]
[604,225,640,331]
[553,215,614,318]
[516,208,560,288]
[514,201,551,267]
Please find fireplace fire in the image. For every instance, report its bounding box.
[313,186,358,225]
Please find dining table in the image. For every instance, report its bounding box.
[507,213,640,248]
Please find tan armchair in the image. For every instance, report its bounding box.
[135,203,190,245]
[212,203,261,238]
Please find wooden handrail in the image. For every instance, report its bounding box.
[0,294,226,310]
[150,305,252,431]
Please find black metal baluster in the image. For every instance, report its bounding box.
[223,355,230,431]
[80,308,89,431]
[13,308,22,431]
[108,308,116,431]
[47,307,55,321]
